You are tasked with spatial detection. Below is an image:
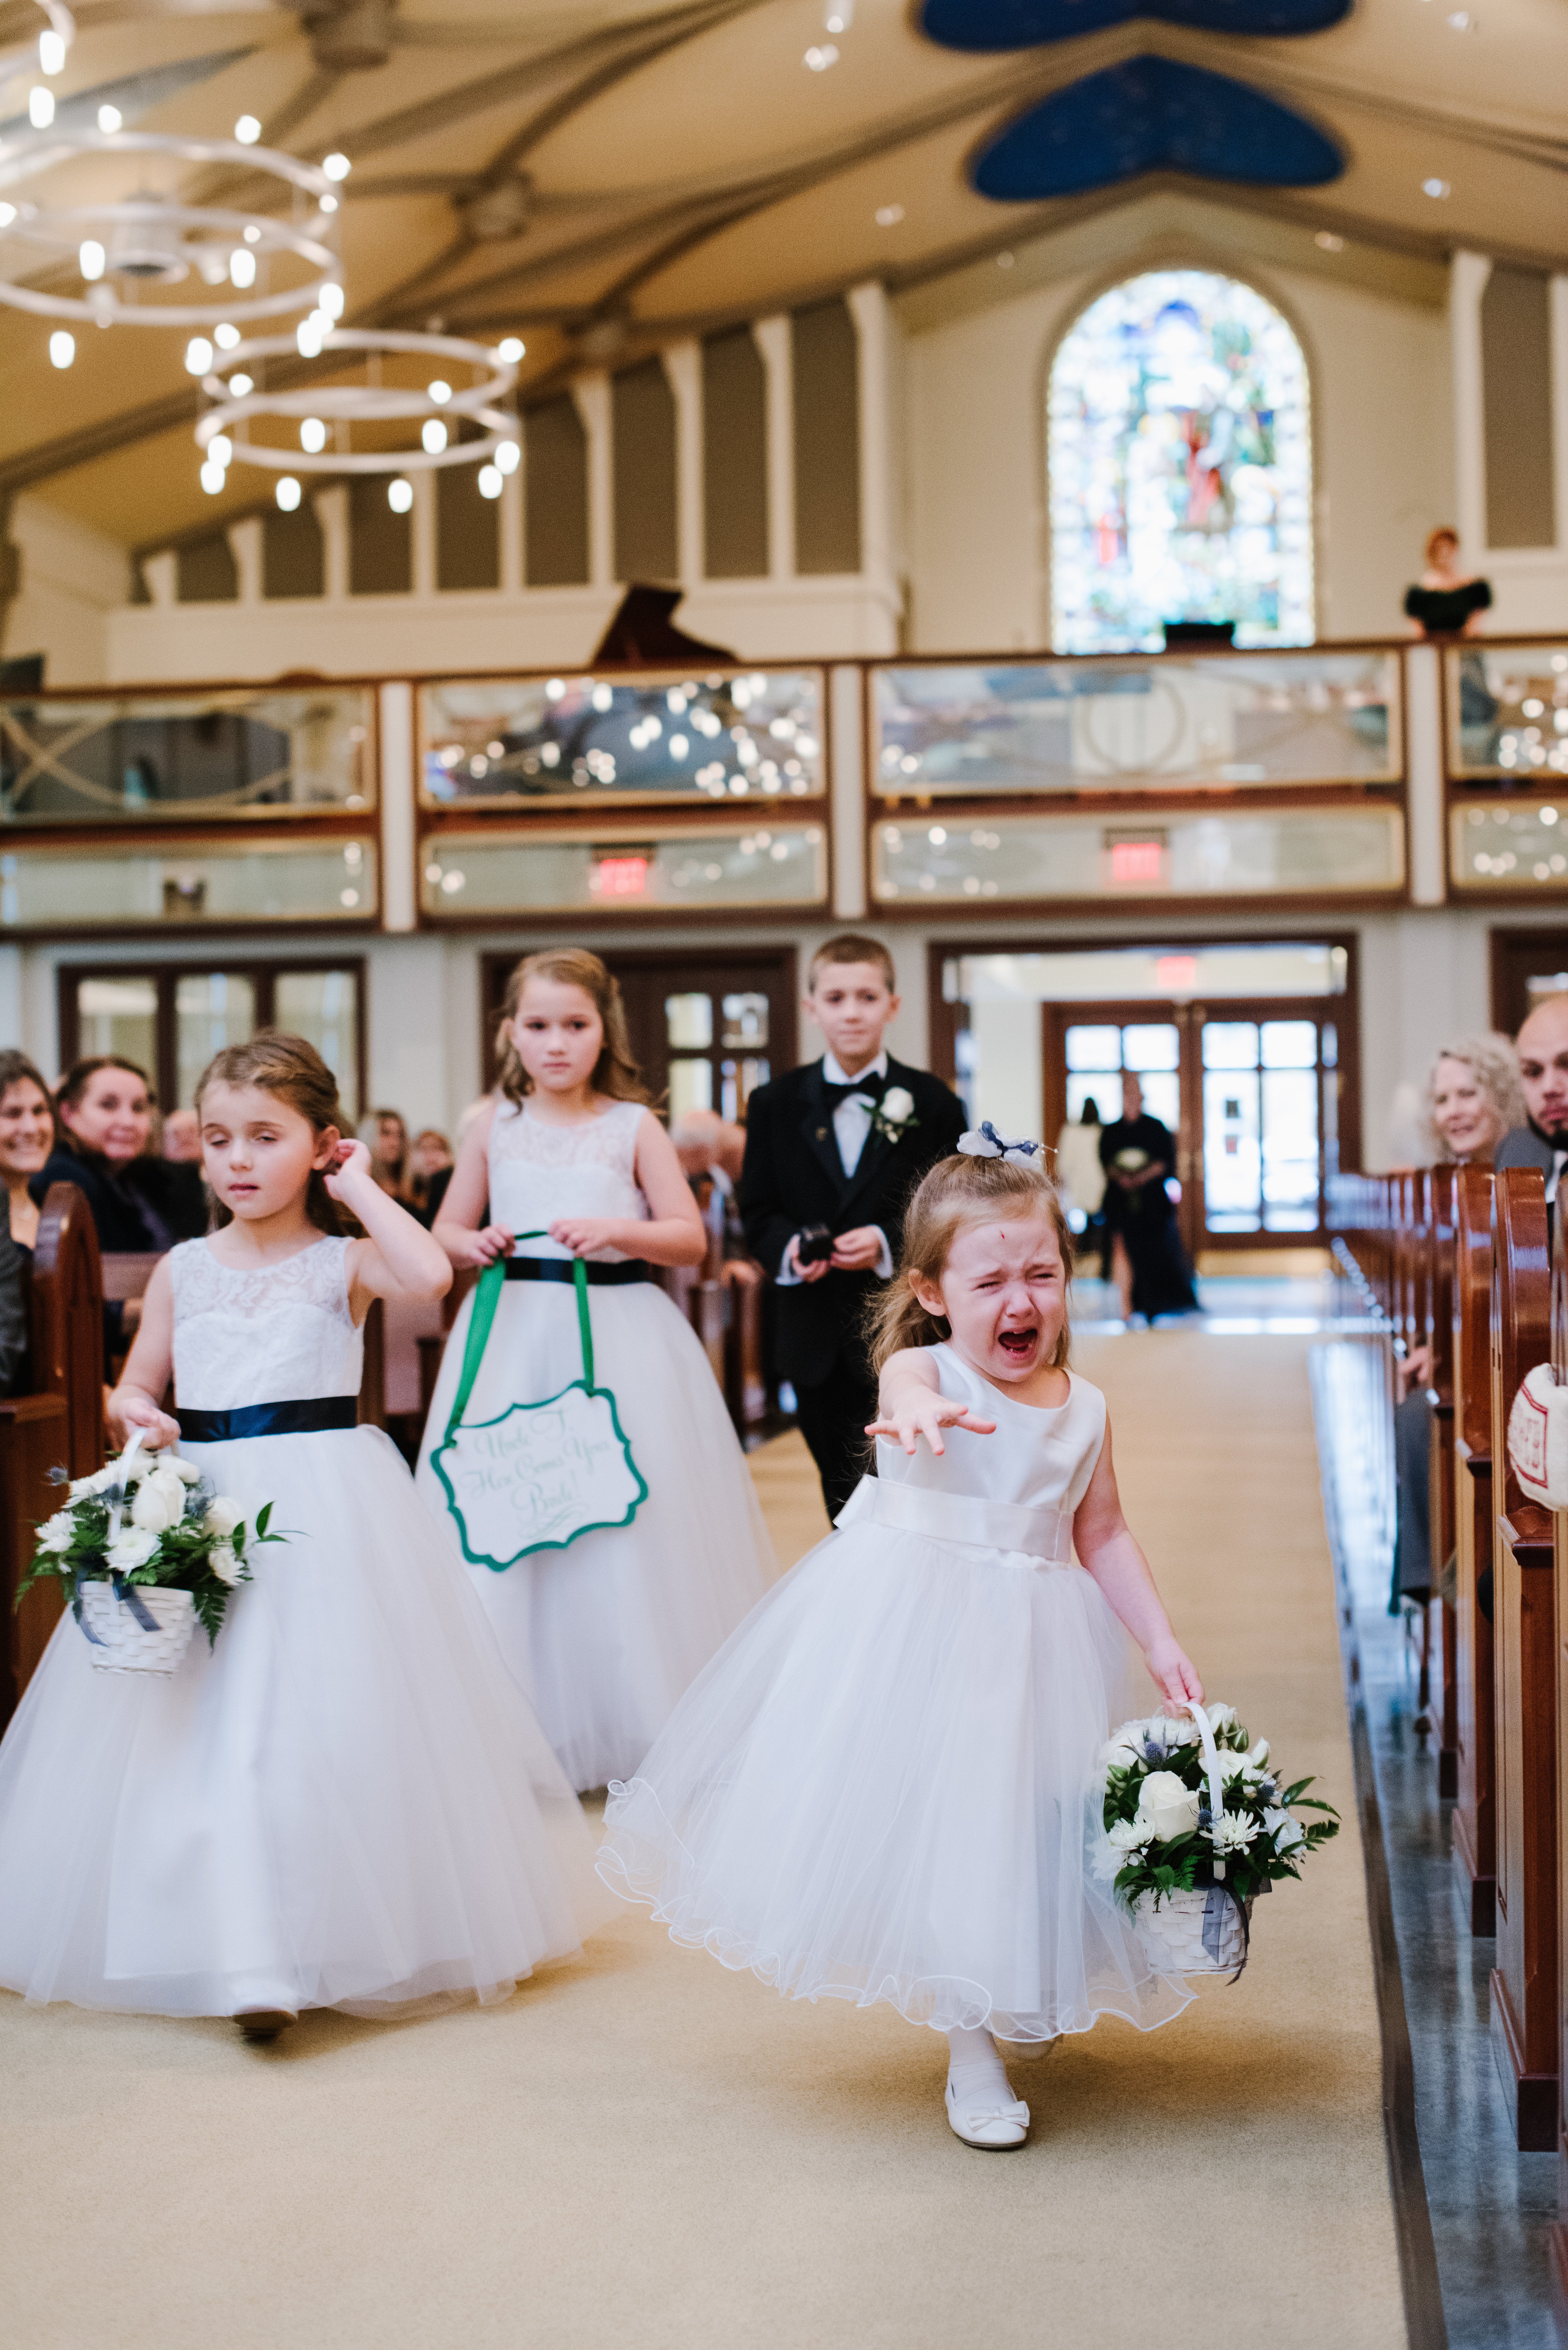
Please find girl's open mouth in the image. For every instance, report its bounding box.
[997,1328,1037,1359]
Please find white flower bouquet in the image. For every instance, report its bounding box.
[1099,1701,1339,1973]
[19,1434,283,1670]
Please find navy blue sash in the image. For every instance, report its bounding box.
[179,1397,359,1441]
[503,1256,649,1286]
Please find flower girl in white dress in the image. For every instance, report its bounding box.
[416,949,773,1793]
[0,1034,608,2037]
[599,1132,1205,2149]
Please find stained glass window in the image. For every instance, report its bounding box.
[1047,269,1314,654]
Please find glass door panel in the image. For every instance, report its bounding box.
[1200,1009,1327,1238]
[274,967,360,1120]
[1203,1066,1262,1231]
[175,971,257,1108]
[74,974,157,1076]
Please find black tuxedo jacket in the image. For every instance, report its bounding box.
[738,1057,967,1387]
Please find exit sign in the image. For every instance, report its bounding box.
[1106,837,1166,887]
[592,853,651,898]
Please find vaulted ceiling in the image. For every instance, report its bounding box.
[0,0,1564,553]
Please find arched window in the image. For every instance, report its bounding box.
[1047,268,1314,653]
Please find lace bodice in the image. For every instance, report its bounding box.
[876,1345,1107,1515]
[487,1100,649,1262]
[169,1236,362,1409]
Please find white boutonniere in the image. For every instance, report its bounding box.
[869,1084,918,1145]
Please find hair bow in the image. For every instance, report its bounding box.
[957,1122,1044,1165]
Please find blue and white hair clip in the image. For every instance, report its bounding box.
[957,1121,1045,1165]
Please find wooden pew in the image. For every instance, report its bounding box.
[1489,1165,1557,2150]
[0,1184,106,1729]
[1453,1164,1499,1934]
[1553,1200,1568,2273]
[1426,1166,1460,1795]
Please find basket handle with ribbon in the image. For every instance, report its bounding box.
[1175,1695,1251,1980]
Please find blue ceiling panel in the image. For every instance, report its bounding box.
[923,0,1348,50]
[971,57,1343,199]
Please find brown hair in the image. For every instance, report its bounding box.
[808,933,896,993]
[494,950,650,1109]
[0,1049,57,1137]
[869,1150,1074,1375]
[194,1031,344,1235]
[1424,526,1459,565]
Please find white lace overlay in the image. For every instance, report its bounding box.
[170,1235,362,1411]
[487,1100,649,1262]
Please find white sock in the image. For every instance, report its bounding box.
[946,2024,1012,2103]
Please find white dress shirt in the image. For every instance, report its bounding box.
[777,1050,895,1285]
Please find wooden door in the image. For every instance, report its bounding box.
[1491,930,1568,1036]
[1044,1000,1202,1263]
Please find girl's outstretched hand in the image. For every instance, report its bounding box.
[865,1393,997,1457]
[1145,1638,1204,1709]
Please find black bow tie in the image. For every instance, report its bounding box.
[823,1071,885,1110]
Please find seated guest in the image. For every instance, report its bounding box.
[1495,993,1568,1197]
[1404,526,1491,638]
[670,1109,752,1264]
[1392,1035,1525,1610]
[0,1222,23,1396]
[0,1049,56,1258]
[30,1057,204,1345]
[408,1126,454,1224]
[161,1107,202,1163]
[358,1107,413,1201]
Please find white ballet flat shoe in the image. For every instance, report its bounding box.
[945,2078,1031,2150]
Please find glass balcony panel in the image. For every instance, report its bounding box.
[1444,644,1568,779]
[0,838,377,930]
[1451,798,1568,888]
[0,689,374,823]
[274,969,361,1121]
[871,652,1400,797]
[873,806,1403,904]
[421,824,827,916]
[419,671,825,807]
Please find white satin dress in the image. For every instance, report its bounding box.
[599,1344,1194,2043]
[0,1234,611,2019]
[415,1100,775,1793]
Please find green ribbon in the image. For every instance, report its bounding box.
[444,1231,593,1442]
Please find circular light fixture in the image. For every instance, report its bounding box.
[196,328,521,476]
[0,130,340,330]
[275,476,301,511]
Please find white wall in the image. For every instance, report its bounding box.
[2,496,131,686]
[896,193,1462,652]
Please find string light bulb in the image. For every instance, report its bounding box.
[97,104,121,133]
[275,475,301,511]
[421,417,448,454]
[79,240,105,280]
[300,417,327,453]
[388,477,413,513]
[29,86,55,126]
[48,330,74,368]
[235,115,261,144]
[39,28,67,73]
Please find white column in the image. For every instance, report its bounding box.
[313,484,349,602]
[572,372,614,587]
[828,663,866,919]
[141,550,177,607]
[410,470,436,596]
[378,680,416,933]
[752,314,795,580]
[0,944,21,1050]
[1404,642,1445,907]
[1450,250,1492,558]
[663,338,704,586]
[225,517,263,604]
[1551,276,1568,554]
[847,281,896,600]
[500,451,523,593]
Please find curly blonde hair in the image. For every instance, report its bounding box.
[1422,1033,1525,1163]
[494,949,650,1109]
[868,1151,1074,1375]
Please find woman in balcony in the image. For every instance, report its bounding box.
[1404,527,1491,638]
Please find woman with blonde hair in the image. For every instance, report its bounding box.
[1421,1034,1523,1165]
[417,947,773,1792]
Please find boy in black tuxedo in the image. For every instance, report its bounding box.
[739,935,967,1518]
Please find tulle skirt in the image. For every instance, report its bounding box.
[416,1279,775,1791]
[598,1524,1195,2042]
[0,1425,613,2019]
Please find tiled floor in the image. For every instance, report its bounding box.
[1312,1335,1562,2350]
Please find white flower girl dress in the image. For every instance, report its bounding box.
[415,1100,774,1792]
[599,1343,1193,2043]
[0,1235,610,2019]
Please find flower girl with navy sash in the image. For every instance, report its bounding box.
[0,1034,609,2038]
[599,1127,1206,2149]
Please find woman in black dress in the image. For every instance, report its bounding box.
[1098,1073,1200,1322]
[1404,527,1491,638]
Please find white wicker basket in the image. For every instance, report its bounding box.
[78,1581,197,1676]
[1134,1885,1250,1975]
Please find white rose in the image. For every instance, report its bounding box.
[1210,1813,1261,1852]
[106,1526,160,1572]
[69,1464,120,1500]
[208,1544,239,1587]
[204,1497,244,1540]
[129,1471,185,1534]
[1264,1806,1305,1853]
[166,1457,201,1486]
[1204,1702,1238,1735]
[881,1086,915,1126]
[35,1509,76,1555]
[1107,1816,1153,1853]
[1099,1728,1146,1768]
[1135,1770,1201,1843]
[1247,1738,1270,1769]
[1219,1752,1252,1784]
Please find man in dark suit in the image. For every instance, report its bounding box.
[739,935,967,1518]
[1494,994,1568,1200]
